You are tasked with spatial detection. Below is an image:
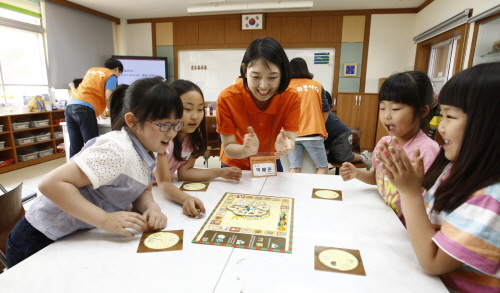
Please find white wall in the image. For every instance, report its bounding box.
[365,14,417,93]
[119,23,153,57]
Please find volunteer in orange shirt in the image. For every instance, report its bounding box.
[216,37,300,171]
[287,57,329,174]
[65,58,123,158]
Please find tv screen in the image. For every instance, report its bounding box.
[111,55,168,85]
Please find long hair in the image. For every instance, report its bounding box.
[289,57,314,79]
[240,37,290,95]
[110,77,183,131]
[379,71,436,131]
[422,62,500,212]
[169,79,208,161]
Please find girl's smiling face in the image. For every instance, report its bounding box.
[379,101,421,144]
[438,104,467,161]
[179,90,205,136]
[244,58,281,103]
[128,114,180,153]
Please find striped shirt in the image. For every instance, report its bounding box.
[424,163,500,292]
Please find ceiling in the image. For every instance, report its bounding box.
[67,0,428,20]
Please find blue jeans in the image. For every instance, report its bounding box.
[6,217,54,268]
[65,104,99,158]
[222,159,284,172]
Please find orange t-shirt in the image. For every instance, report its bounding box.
[216,83,301,170]
[289,78,327,138]
[71,67,115,117]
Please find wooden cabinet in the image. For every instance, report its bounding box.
[336,93,379,151]
[0,110,66,174]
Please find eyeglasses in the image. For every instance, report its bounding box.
[146,119,184,132]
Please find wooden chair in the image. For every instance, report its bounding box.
[328,127,368,175]
[0,183,25,270]
[203,116,221,168]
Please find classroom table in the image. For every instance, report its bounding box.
[0,172,447,293]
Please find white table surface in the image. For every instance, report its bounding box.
[0,172,447,293]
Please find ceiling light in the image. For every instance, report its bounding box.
[187,1,313,14]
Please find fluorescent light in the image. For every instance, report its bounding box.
[247,1,313,10]
[188,1,313,14]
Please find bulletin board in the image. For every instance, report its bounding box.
[178,48,335,101]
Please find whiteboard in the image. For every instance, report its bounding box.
[178,48,335,101]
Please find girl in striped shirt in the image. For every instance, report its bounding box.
[376,62,500,293]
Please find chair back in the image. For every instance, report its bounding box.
[349,127,363,154]
[0,182,25,269]
[205,116,220,149]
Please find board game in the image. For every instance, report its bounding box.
[192,192,294,253]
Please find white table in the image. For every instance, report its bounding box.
[0,172,447,293]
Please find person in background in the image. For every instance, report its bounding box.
[287,57,329,174]
[6,77,180,268]
[154,79,242,218]
[65,58,123,158]
[376,62,500,293]
[340,70,440,226]
[324,91,371,168]
[69,78,83,92]
[216,37,300,171]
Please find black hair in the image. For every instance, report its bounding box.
[325,91,332,108]
[72,78,83,89]
[289,57,314,79]
[110,77,183,132]
[104,57,124,73]
[422,62,500,213]
[240,37,290,95]
[169,79,208,161]
[379,71,436,131]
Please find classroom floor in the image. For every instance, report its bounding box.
[0,154,344,210]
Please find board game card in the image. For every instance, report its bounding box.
[314,246,366,276]
[137,230,184,253]
[180,182,209,191]
[312,188,342,201]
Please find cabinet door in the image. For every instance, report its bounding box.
[357,94,379,150]
[336,93,358,127]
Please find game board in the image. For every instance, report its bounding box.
[192,192,294,253]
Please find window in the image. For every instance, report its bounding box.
[427,37,459,93]
[0,7,47,107]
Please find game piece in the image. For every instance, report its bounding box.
[137,230,184,253]
[312,188,343,201]
[314,246,366,276]
[180,182,209,191]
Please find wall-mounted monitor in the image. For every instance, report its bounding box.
[111,55,168,85]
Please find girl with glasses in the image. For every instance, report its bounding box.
[7,77,180,267]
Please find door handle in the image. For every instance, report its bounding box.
[355,95,359,106]
[358,95,362,106]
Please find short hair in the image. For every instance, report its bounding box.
[290,57,314,79]
[104,58,124,73]
[379,70,435,130]
[72,78,83,89]
[240,37,290,95]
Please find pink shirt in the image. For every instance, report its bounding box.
[162,135,193,181]
[372,130,440,226]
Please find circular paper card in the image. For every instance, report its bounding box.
[183,183,206,191]
[144,232,180,250]
[318,249,359,271]
[315,190,340,199]
[227,200,270,217]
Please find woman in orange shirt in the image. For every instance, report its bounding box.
[216,37,301,171]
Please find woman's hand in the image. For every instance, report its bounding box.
[375,137,424,195]
[220,166,242,182]
[274,129,293,158]
[243,126,259,157]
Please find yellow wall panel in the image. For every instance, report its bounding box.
[156,22,173,46]
[341,16,365,43]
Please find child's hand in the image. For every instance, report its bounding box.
[221,166,242,182]
[376,137,424,195]
[243,126,259,157]
[274,129,293,158]
[340,162,358,181]
[142,208,168,230]
[101,211,147,237]
[182,196,206,219]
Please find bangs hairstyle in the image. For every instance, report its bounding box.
[111,77,183,131]
[290,57,314,79]
[379,71,435,129]
[169,79,208,161]
[240,37,290,95]
[423,62,500,213]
